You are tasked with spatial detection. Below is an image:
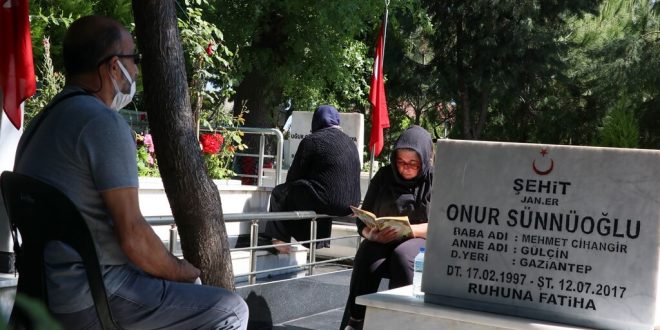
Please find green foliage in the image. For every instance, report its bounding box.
[175,0,247,180]
[26,0,245,180]
[25,0,136,121]
[381,1,446,145]
[203,152,231,180]
[28,2,87,71]
[1,295,64,330]
[24,37,66,127]
[25,11,75,124]
[596,102,639,148]
[199,107,248,180]
[93,0,133,26]
[423,0,600,141]
[27,0,660,161]
[568,0,659,148]
[177,0,235,127]
[28,0,133,71]
[381,108,414,163]
[136,132,159,177]
[211,0,385,113]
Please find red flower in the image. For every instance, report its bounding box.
[200,133,223,154]
[205,42,215,56]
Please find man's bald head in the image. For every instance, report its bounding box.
[63,15,129,77]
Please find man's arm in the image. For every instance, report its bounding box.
[102,187,200,283]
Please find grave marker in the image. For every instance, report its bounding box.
[424,140,660,330]
[285,111,363,167]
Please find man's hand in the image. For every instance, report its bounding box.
[176,258,201,283]
[362,226,400,244]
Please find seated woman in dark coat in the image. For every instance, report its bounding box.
[264,105,361,253]
[341,125,434,330]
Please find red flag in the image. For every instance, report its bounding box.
[368,23,389,157]
[0,0,36,129]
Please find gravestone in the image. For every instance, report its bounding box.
[424,139,660,330]
[284,111,364,168]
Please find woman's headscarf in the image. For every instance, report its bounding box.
[389,125,433,187]
[387,125,434,222]
[311,105,340,132]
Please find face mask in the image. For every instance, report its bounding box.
[110,60,136,111]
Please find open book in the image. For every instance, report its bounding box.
[350,206,413,239]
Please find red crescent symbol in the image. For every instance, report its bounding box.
[532,159,554,175]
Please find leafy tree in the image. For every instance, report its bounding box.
[597,102,639,148]
[28,0,133,70]
[26,0,134,124]
[381,1,448,144]
[176,0,247,180]
[423,0,600,141]
[569,0,659,147]
[176,0,234,133]
[211,1,385,129]
[24,37,65,125]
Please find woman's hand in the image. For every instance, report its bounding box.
[362,226,400,244]
[411,223,428,239]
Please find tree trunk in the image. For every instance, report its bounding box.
[456,14,474,140]
[233,71,272,129]
[232,70,282,183]
[132,0,235,289]
[474,88,490,139]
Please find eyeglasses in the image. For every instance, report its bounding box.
[116,53,142,65]
[98,52,142,66]
[396,160,421,171]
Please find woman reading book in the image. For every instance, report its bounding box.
[342,125,434,330]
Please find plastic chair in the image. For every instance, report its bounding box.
[0,171,120,330]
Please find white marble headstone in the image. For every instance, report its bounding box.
[285,111,364,167]
[424,140,660,330]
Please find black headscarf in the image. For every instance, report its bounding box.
[387,125,434,222]
[389,125,433,187]
[311,105,340,132]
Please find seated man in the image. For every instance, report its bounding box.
[14,15,248,329]
[263,105,361,253]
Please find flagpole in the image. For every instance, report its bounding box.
[383,1,389,58]
[369,145,375,179]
